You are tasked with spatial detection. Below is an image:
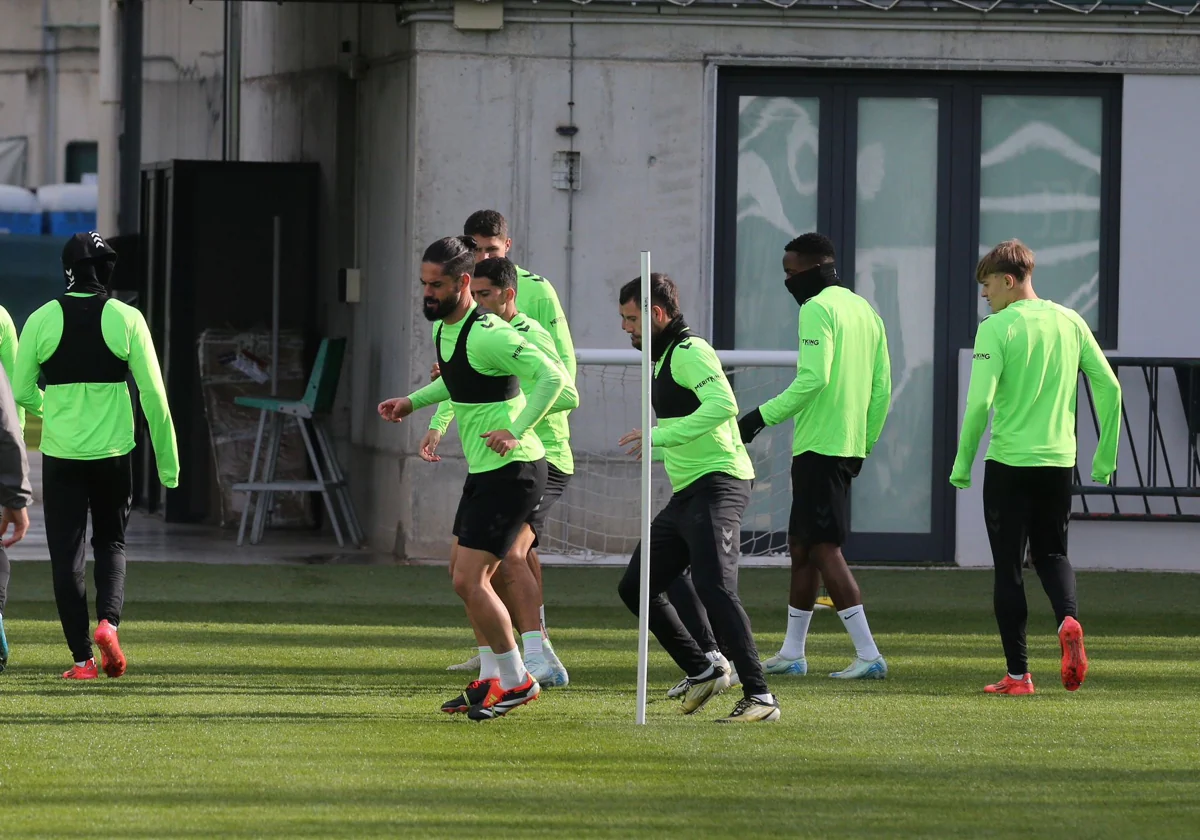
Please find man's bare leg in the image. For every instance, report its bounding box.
[526,546,547,637]
[808,542,885,677]
[446,537,485,671]
[765,538,817,673]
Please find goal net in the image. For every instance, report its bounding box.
[537,349,799,566]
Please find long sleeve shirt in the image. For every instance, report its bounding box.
[430,311,577,474]
[406,306,573,474]
[14,294,179,487]
[951,299,1121,489]
[649,333,754,492]
[760,286,892,459]
[515,266,577,382]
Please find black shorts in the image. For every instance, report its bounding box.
[526,463,571,537]
[788,451,863,547]
[453,459,548,559]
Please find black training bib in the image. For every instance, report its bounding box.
[435,309,521,405]
[652,333,702,419]
[41,295,129,386]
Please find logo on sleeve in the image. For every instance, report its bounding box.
[678,340,693,350]
[516,324,531,333]
[693,374,719,390]
[512,340,528,360]
[802,339,820,346]
[973,353,991,360]
[478,317,495,329]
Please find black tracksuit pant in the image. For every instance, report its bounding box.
[666,569,721,655]
[43,453,132,662]
[618,472,768,697]
[983,460,1079,676]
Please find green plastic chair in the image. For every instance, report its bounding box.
[232,337,363,548]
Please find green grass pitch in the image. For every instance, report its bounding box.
[0,563,1197,838]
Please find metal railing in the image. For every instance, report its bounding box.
[1074,357,1200,523]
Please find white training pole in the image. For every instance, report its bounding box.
[636,251,653,725]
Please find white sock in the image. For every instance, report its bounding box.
[751,693,775,704]
[1009,672,1026,681]
[691,663,715,681]
[539,605,548,639]
[521,630,543,658]
[495,647,529,690]
[75,660,89,668]
[705,650,723,663]
[477,646,499,681]
[837,606,881,661]
[778,606,813,661]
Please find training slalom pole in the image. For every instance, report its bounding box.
[636,251,653,725]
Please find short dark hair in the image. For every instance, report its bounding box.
[785,232,837,262]
[463,210,508,240]
[976,239,1035,283]
[618,272,681,319]
[473,256,517,292]
[421,235,476,279]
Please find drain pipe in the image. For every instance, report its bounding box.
[98,0,120,236]
[222,1,242,161]
[563,12,576,322]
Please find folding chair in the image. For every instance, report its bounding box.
[233,337,364,548]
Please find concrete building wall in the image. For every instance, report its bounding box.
[0,0,99,187]
[140,0,224,164]
[138,2,1200,568]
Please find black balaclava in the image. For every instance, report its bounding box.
[650,315,689,362]
[61,231,118,296]
[785,262,840,307]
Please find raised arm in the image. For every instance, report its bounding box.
[650,340,739,448]
[759,303,834,426]
[471,325,564,437]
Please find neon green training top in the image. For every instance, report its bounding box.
[760,286,892,459]
[951,299,1122,488]
[649,332,755,492]
[430,311,575,474]
[0,305,28,431]
[14,293,179,487]
[515,266,576,382]
[406,303,578,475]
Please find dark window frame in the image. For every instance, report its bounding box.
[64,140,99,184]
[714,69,1123,351]
[713,69,1122,564]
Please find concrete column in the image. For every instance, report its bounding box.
[97,0,120,237]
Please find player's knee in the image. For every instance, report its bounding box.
[787,537,809,565]
[451,567,482,601]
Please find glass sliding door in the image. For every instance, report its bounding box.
[728,95,824,552]
[715,71,1121,564]
[847,97,941,538]
[978,95,1105,327]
